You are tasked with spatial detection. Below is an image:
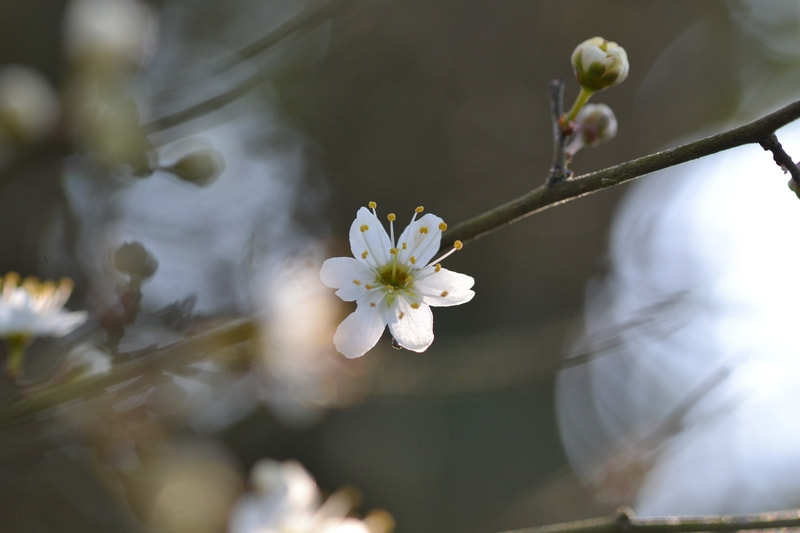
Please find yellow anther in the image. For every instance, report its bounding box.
[387,213,396,221]
[368,201,377,209]
[415,206,424,213]
[365,284,373,290]
[453,240,463,250]
[410,256,416,264]
[360,224,369,232]
[434,263,442,272]
[390,248,398,255]
[440,290,449,297]
[419,227,429,234]
[352,279,361,285]
[438,222,447,231]
[398,311,405,320]
[361,251,369,259]
[370,302,376,307]
[402,242,407,250]
[410,302,420,309]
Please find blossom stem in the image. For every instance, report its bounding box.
[563,86,594,127]
[5,335,30,380]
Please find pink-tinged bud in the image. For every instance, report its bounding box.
[565,103,618,158]
[571,37,629,92]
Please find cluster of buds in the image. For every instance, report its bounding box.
[560,36,629,164]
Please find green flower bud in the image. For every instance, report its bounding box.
[571,37,629,92]
[167,149,224,186]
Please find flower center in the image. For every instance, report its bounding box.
[377,262,411,289]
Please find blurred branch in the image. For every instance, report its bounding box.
[0,318,256,428]
[143,0,348,132]
[500,507,800,533]
[443,98,800,249]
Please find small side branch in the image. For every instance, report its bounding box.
[548,79,571,183]
[759,133,800,184]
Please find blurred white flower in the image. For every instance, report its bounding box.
[0,65,60,145]
[229,459,390,533]
[0,272,88,338]
[258,251,362,424]
[63,0,158,70]
[320,202,475,358]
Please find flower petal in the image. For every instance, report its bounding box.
[385,297,433,352]
[333,298,387,358]
[396,213,443,267]
[349,207,391,269]
[416,268,475,307]
[319,257,374,302]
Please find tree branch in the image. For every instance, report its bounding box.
[500,507,800,533]
[143,0,348,133]
[443,98,800,249]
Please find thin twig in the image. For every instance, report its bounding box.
[759,133,800,184]
[548,79,570,183]
[443,99,800,249]
[500,507,800,533]
[144,0,348,132]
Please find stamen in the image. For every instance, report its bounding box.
[365,284,374,290]
[438,222,447,231]
[361,251,369,259]
[410,256,416,264]
[352,279,361,285]
[370,302,376,307]
[368,201,377,210]
[440,290,449,297]
[418,241,464,277]
[398,311,405,320]
[419,227,429,234]
[360,224,369,232]
[409,205,424,226]
[387,213,396,246]
[410,303,420,309]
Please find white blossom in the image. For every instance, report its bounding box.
[229,459,385,533]
[320,202,475,358]
[0,272,88,338]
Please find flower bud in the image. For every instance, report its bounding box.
[167,149,224,186]
[565,103,618,158]
[113,241,158,281]
[571,37,629,91]
[0,65,60,145]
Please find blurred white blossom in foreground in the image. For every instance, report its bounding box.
[0,272,87,338]
[557,122,800,515]
[320,203,475,358]
[229,459,393,533]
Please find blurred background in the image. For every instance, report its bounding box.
[1,1,799,532]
